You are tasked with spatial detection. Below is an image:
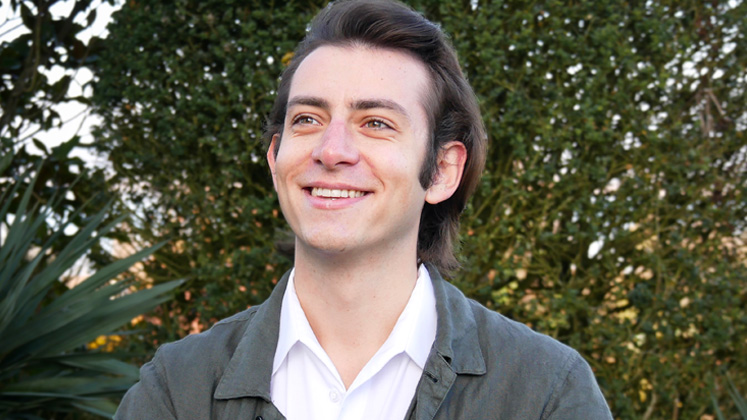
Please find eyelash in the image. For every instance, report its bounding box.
[364,118,392,130]
[290,115,393,130]
[292,115,319,125]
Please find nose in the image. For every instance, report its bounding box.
[311,120,360,169]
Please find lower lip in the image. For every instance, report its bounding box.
[305,189,369,210]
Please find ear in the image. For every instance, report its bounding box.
[425,141,467,205]
[267,134,280,190]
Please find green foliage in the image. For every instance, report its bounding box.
[0,0,106,141]
[712,370,747,420]
[93,0,747,418]
[0,3,162,417]
[0,163,182,419]
[1,0,123,270]
[92,0,326,344]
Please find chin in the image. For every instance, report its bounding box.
[296,234,355,256]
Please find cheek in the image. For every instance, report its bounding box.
[274,144,303,179]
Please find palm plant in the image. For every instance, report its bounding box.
[0,165,182,419]
[712,370,747,420]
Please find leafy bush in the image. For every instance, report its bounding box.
[92,0,321,345]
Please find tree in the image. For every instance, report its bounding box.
[1,0,121,266]
[93,0,747,418]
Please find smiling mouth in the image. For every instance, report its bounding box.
[309,187,367,198]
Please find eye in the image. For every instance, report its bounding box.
[292,115,320,126]
[363,118,392,130]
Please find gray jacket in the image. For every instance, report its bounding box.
[115,265,613,419]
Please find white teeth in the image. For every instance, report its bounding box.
[311,187,365,198]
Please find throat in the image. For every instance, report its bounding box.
[292,265,420,388]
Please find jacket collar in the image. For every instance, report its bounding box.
[214,270,290,401]
[214,264,486,401]
[426,263,487,376]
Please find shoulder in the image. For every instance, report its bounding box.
[467,299,579,368]
[432,270,581,374]
[152,306,260,374]
[134,307,261,395]
[115,306,264,420]
[465,299,612,419]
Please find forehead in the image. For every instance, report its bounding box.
[287,45,431,124]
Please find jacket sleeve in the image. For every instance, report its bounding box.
[542,355,613,420]
[114,356,177,420]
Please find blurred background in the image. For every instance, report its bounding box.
[1,0,745,418]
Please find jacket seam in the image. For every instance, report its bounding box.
[539,351,582,420]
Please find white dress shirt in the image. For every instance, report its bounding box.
[270,265,437,420]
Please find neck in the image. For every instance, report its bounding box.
[291,242,420,388]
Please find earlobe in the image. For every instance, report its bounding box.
[267,134,280,190]
[425,141,467,205]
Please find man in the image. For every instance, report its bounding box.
[116,0,613,419]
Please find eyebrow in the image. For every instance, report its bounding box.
[286,96,411,122]
[287,96,330,111]
[351,99,409,120]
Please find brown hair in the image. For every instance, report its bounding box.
[264,0,487,276]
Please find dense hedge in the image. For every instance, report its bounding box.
[93,0,315,342]
[93,0,747,418]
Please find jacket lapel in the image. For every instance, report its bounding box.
[407,264,487,420]
[214,270,291,401]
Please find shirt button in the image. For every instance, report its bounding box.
[329,389,341,403]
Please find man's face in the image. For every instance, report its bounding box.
[267,45,432,259]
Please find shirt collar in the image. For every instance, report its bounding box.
[214,263,486,401]
[272,268,325,375]
[272,265,437,375]
[396,264,437,369]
